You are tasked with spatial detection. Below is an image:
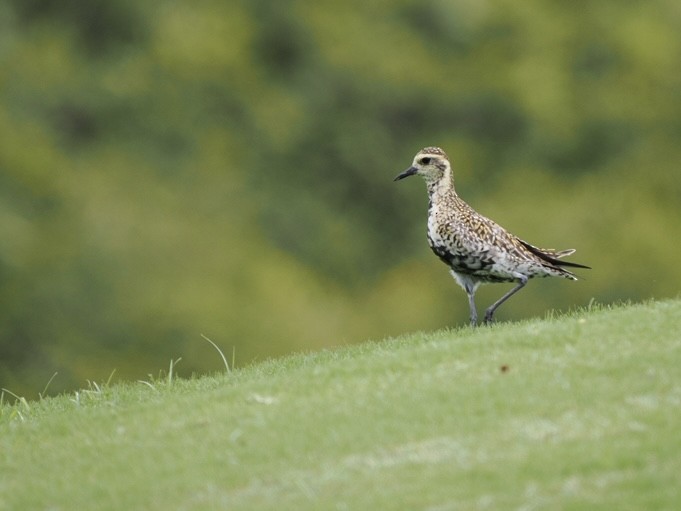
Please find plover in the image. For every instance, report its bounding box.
[395,146,590,326]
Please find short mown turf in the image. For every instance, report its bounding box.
[2,300,680,510]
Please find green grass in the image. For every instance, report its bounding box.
[2,300,681,510]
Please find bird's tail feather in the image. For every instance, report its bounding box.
[545,248,576,259]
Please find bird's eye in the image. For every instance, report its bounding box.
[420,157,431,165]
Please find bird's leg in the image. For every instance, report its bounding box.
[483,275,528,324]
[452,272,479,326]
[467,290,478,326]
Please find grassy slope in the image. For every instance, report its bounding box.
[2,300,681,510]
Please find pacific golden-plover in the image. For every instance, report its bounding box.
[395,146,590,326]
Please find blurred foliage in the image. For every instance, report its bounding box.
[1,0,680,395]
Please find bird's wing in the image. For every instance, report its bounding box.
[518,239,591,269]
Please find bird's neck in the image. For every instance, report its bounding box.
[425,171,457,202]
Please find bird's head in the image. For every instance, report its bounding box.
[394,147,451,184]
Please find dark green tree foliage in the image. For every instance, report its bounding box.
[1,0,680,394]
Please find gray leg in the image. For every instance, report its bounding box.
[467,290,478,326]
[483,276,528,324]
[450,271,479,326]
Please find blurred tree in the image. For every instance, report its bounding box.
[1,0,680,395]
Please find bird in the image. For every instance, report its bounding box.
[394,146,590,326]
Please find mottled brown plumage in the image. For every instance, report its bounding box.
[395,146,590,325]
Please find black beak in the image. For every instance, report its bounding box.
[394,166,418,181]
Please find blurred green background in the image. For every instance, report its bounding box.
[1,0,680,396]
